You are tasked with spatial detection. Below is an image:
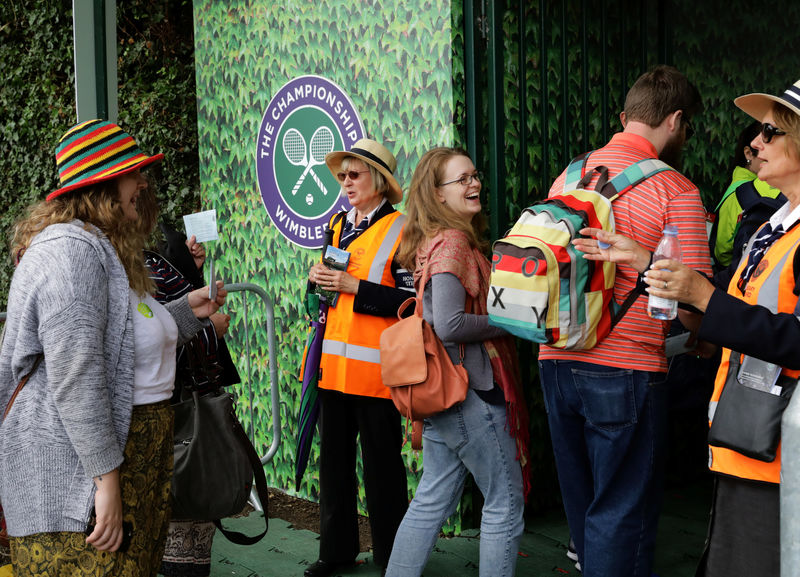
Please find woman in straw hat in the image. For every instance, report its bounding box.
[572,80,800,576]
[304,138,412,577]
[386,147,528,577]
[0,119,225,576]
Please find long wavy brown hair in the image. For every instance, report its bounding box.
[11,179,154,295]
[396,147,487,271]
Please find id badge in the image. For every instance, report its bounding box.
[737,355,783,395]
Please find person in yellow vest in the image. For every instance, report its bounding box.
[304,139,413,577]
[709,120,784,271]
[573,78,800,576]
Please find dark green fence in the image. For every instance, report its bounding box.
[464,0,674,240]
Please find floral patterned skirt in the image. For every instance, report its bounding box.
[9,401,173,577]
[160,520,216,577]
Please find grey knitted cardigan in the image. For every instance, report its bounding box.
[0,221,205,537]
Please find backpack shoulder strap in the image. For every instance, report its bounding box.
[601,158,674,201]
[563,151,594,191]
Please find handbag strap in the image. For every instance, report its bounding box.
[412,257,465,362]
[213,410,271,545]
[3,355,43,421]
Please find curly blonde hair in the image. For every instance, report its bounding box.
[11,180,154,295]
[396,147,487,271]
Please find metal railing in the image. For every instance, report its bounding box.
[223,282,281,466]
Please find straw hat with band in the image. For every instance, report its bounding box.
[735,79,800,122]
[47,119,164,202]
[325,138,403,204]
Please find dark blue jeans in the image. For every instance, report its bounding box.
[538,360,668,577]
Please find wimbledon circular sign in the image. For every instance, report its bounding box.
[256,75,365,249]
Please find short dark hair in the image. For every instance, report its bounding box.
[624,65,702,127]
[729,120,762,173]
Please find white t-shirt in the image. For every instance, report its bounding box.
[130,289,179,405]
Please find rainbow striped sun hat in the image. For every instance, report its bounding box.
[47,119,164,201]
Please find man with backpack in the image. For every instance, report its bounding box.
[536,66,712,577]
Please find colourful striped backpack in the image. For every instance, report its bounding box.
[487,152,672,349]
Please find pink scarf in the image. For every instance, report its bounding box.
[415,229,531,499]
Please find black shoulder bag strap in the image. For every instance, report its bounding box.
[213,420,271,544]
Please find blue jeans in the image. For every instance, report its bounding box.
[538,360,668,577]
[386,389,524,577]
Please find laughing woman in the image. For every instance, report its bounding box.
[386,147,530,577]
[0,120,225,577]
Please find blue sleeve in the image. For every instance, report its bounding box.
[698,248,800,369]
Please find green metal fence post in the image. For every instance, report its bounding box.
[486,0,505,240]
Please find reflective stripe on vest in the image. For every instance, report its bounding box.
[709,225,800,483]
[321,339,381,364]
[319,211,405,398]
[367,214,405,283]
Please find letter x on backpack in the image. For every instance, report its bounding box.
[487,152,673,350]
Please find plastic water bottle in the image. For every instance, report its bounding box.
[647,225,681,320]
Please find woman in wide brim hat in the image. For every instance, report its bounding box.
[570,79,800,577]
[301,138,410,577]
[325,137,403,205]
[0,119,224,575]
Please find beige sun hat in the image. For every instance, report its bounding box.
[735,79,800,121]
[325,138,403,204]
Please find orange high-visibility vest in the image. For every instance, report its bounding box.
[319,211,406,399]
[709,223,800,483]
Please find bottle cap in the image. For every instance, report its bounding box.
[664,224,678,235]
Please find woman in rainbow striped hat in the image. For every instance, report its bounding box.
[0,119,226,576]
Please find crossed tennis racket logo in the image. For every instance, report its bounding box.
[282,126,335,197]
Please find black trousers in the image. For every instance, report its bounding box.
[318,388,408,567]
[697,474,779,577]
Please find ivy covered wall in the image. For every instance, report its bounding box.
[0,0,199,300]
[2,0,800,529]
[191,0,470,530]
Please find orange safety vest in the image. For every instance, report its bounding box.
[319,211,406,399]
[709,223,800,483]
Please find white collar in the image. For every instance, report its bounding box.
[346,198,387,226]
[768,200,800,231]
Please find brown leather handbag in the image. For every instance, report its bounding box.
[380,263,469,448]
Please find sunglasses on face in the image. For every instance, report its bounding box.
[336,169,370,182]
[761,122,787,144]
[439,171,484,187]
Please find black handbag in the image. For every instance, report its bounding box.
[171,339,270,545]
[708,351,798,462]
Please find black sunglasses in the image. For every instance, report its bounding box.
[336,169,370,182]
[761,122,787,144]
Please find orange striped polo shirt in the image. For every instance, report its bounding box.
[538,132,712,372]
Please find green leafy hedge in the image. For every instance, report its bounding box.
[4,0,800,532]
[192,0,467,530]
[0,0,199,299]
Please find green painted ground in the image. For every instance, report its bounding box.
[204,478,711,577]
